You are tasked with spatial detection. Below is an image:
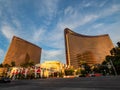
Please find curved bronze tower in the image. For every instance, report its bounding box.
[3,36,42,66]
[64,28,114,68]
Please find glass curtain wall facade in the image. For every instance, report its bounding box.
[64,28,114,69]
[3,36,42,66]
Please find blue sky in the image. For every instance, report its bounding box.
[0,0,120,64]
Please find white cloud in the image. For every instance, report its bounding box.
[79,15,98,26]
[37,0,59,25]
[100,4,120,17]
[82,0,108,8]
[12,19,21,29]
[32,2,120,55]
[42,0,58,14]
[33,28,46,42]
[58,6,100,30]
[99,0,108,7]
[41,49,65,63]
[1,24,15,40]
[57,13,98,30]
[0,9,2,17]
[39,7,100,50]
[103,22,120,45]
[93,23,104,29]
[0,48,4,63]
[64,6,74,15]
[84,2,91,7]
[59,3,120,31]
[0,0,119,64]
[44,3,120,51]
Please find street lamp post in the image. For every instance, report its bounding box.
[109,59,117,76]
[107,63,111,75]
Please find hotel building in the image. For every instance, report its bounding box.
[3,36,42,66]
[64,28,114,69]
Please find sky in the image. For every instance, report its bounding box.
[0,0,120,64]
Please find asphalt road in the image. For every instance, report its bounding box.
[0,76,120,90]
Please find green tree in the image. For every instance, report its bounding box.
[64,68,74,76]
[0,63,3,67]
[82,63,91,73]
[3,63,10,68]
[11,61,16,67]
[2,63,10,77]
[80,63,91,76]
[28,60,34,67]
[105,41,120,75]
[20,60,34,68]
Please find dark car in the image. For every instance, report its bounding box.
[86,73,102,77]
[0,76,11,83]
[79,74,86,77]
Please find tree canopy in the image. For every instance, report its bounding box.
[105,41,120,75]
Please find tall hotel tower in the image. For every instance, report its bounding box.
[3,36,42,66]
[64,28,114,68]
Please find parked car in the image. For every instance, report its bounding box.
[86,73,102,77]
[0,76,11,83]
[79,74,86,77]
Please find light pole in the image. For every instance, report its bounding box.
[107,63,111,75]
[109,59,117,76]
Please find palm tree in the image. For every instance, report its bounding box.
[105,41,120,75]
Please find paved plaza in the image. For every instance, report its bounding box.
[0,76,120,90]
